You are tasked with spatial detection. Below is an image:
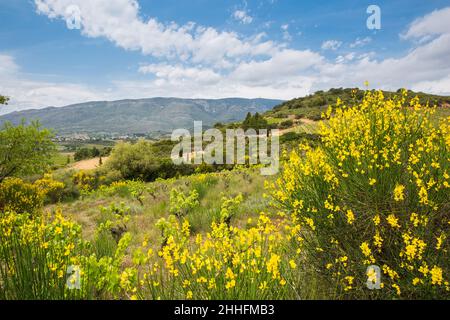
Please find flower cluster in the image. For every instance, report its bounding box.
[128,208,302,300]
[270,90,450,299]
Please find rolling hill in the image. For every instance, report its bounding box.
[264,88,450,121]
[0,97,283,136]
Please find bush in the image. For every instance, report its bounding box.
[0,209,132,299]
[0,175,63,213]
[74,146,112,162]
[169,188,199,219]
[130,211,303,300]
[34,174,65,204]
[72,170,101,194]
[0,178,45,214]
[0,210,83,299]
[51,170,82,202]
[271,90,450,299]
[278,120,294,129]
[0,120,56,183]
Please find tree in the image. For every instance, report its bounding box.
[0,120,56,183]
[0,95,9,106]
[243,112,252,129]
[243,112,268,130]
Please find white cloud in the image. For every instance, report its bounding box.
[0,54,109,114]
[349,36,372,48]
[34,0,274,68]
[335,52,355,63]
[230,49,322,84]
[411,75,450,95]
[321,40,342,51]
[232,10,253,24]
[402,7,450,41]
[0,55,19,76]
[138,64,221,85]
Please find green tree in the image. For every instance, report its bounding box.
[0,121,56,183]
[243,112,252,130]
[0,95,9,106]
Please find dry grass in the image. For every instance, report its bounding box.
[70,157,109,170]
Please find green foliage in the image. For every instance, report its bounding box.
[74,146,111,161]
[0,95,9,105]
[278,119,294,129]
[0,121,56,183]
[156,215,182,247]
[267,88,450,121]
[51,170,82,201]
[103,139,195,181]
[98,202,131,243]
[128,180,153,205]
[190,175,218,199]
[0,211,84,299]
[243,112,269,130]
[72,170,101,194]
[219,193,244,226]
[0,210,131,300]
[169,188,199,219]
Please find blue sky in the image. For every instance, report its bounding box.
[1,0,450,113]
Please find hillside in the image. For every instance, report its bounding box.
[0,97,282,136]
[265,88,450,121]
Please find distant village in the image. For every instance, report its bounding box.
[53,131,170,142]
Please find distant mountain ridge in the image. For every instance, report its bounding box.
[0,97,283,136]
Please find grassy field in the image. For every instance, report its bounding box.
[48,168,274,256]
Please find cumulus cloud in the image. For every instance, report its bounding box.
[402,7,450,41]
[230,49,322,85]
[138,64,222,85]
[34,0,275,68]
[349,36,372,48]
[232,10,253,24]
[321,40,342,51]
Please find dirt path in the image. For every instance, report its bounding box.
[298,118,317,125]
[71,157,109,170]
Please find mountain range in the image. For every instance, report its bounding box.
[0,98,283,136]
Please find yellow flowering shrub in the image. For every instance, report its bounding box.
[34,173,65,203]
[127,209,303,300]
[72,170,98,193]
[0,176,65,214]
[0,208,131,299]
[0,178,45,214]
[270,90,450,299]
[0,210,84,299]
